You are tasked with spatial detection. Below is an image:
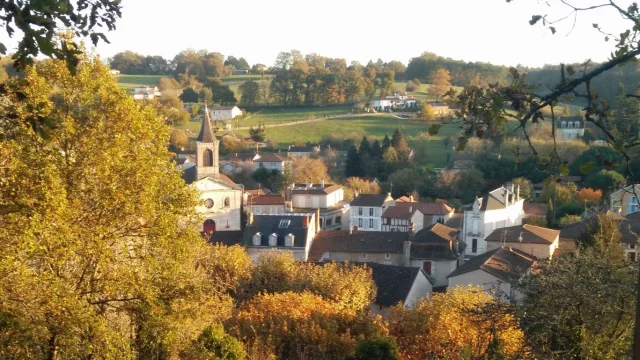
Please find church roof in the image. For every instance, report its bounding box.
[181,166,241,189]
[196,105,217,143]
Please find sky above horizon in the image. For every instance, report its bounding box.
[0,0,635,68]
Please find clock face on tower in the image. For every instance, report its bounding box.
[205,198,214,209]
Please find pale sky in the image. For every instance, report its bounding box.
[0,0,634,68]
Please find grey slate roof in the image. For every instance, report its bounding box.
[307,231,408,262]
[209,231,243,246]
[362,263,427,307]
[479,187,515,211]
[350,194,389,207]
[196,108,217,143]
[410,223,463,260]
[447,247,535,282]
[242,214,313,248]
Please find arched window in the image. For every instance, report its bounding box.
[202,149,214,167]
[568,122,573,128]
[575,121,580,128]
[224,197,230,207]
[560,121,565,129]
[203,219,216,234]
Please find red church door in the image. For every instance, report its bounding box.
[203,219,216,234]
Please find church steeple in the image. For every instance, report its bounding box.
[195,104,220,179]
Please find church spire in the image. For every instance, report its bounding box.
[196,104,216,143]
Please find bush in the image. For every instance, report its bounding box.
[170,129,189,148]
[349,338,400,360]
[181,324,246,360]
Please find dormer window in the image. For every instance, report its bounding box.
[269,233,278,246]
[278,219,291,228]
[560,121,566,129]
[575,121,580,128]
[252,232,262,246]
[285,233,294,247]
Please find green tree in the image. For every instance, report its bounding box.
[200,87,214,106]
[181,87,200,103]
[0,53,228,358]
[512,177,533,201]
[249,123,266,142]
[170,129,189,148]
[239,80,259,108]
[181,325,247,360]
[349,338,400,360]
[345,144,365,178]
[382,134,391,150]
[421,103,436,120]
[387,168,420,198]
[584,169,626,193]
[391,128,403,147]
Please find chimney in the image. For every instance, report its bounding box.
[409,195,414,202]
[248,212,254,225]
[321,178,325,187]
[503,188,508,208]
[516,184,520,202]
[349,227,353,234]
[403,241,411,266]
[302,215,309,228]
[354,191,359,198]
[315,208,320,232]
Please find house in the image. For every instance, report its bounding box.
[381,205,424,233]
[405,223,465,288]
[609,184,640,216]
[556,116,585,140]
[287,145,321,159]
[430,102,453,116]
[221,152,261,174]
[182,106,243,233]
[523,203,548,224]
[234,69,249,75]
[461,185,525,256]
[242,212,320,261]
[288,181,348,230]
[127,86,162,100]
[254,153,289,173]
[245,195,288,215]
[447,247,536,301]
[210,106,243,121]
[445,213,464,230]
[365,263,432,318]
[394,202,455,228]
[175,154,196,171]
[109,69,120,75]
[350,193,395,231]
[308,230,408,264]
[485,224,560,260]
[560,212,640,262]
[370,94,418,111]
[348,177,381,188]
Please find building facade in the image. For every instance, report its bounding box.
[349,193,395,231]
[210,106,243,121]
[556,116,585,140]
[610,184,640,216]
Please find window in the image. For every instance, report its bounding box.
[631,244,636,250]
[362,252,367,259]
[224,197,230,207]
[560,121,565,128]
[278,219,291,228]
[358,207,363,216]
[385,253,391,259]
[335,216,341,224]
[423,261,432,275]
[472,239,478,253]
[204,198,214,209]
[202,149,213,167]
[575,121,580,128]
[326,218,333,226]
[369,219,374,228]
[358,218,363,228]
[319,218,323,227]
[629,252,637,262]
[369,208,374,216]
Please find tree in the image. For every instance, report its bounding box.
[349,338,400,360]
[157,77,180,95]
[382,134,391,150]
[170,129,189,148]
[359,136,371,155]
[181,325,247,360]
[249,123,266,142]
[406,79,420,92]
[427,68,451,101]
[516,238,636,359]
[512,177,533,201]
[387,169,420,198]
[181,87,200,103]
[558,214,582,227]
[0,53,229,358]
[421,103,435,120]
[259,80,272,106]
[584,169,626,193]
[109,50,145,74]
[391,128,403,147]
[199,87,214,106]
[239,80,259,108]
[454,169,487,203]
[0,1,122,69]
[394,138,411,163]
[345,145,365,178]
[344,177,381,200]
[575,188,603,206]
[389,286,527,359]
[191,103,202,118]
[292,157,330,183]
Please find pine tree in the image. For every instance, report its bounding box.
[359,136,371,155]
[370,139,383,159]
[391,128,403,147]
[345,144,365,178]
[382,134,391,150]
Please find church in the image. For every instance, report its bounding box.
[182,106,243,234]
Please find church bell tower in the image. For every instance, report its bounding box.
[195,104,220,179]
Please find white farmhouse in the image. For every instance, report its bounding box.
[210,106,243,121]
[461,185,524,256]
[556,116,585,140]
[128,86,162,100]
[288,181,348,230]
[350,193,395,231]
[254,153,289,173]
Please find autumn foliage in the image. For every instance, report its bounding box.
[388,286,527,359]
[575,187,603,205]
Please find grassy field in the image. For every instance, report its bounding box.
[233,114,462,167]
[115,74,164,89]
[240,105,354,127]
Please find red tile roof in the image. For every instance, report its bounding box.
[248,195,285,206]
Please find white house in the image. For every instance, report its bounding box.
[245,195,288,215]
[393,202,455,229]
[382,205,425,233]
[366,263,432,318]
[609,184,640,216]
[350,193,395,231]
[485,224,559,260]
[221,152,261,174]
[181,106,243,234]
[288,182,348,231]
[461,185,524,256]
[210,106,243,121]
[109,69,120,75]
[370,94,418,111]
[287,145,321,159]
[447,247,536,301]
[128,86,162,100]
[406,223,465,288]
[254,153,289,173]
[556,116,585,140]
